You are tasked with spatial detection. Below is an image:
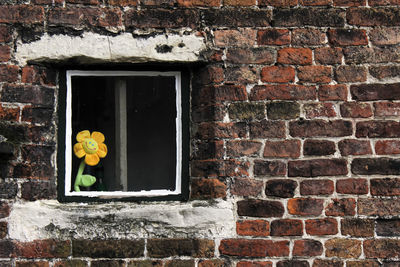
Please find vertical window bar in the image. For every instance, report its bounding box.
[115,78,128,191]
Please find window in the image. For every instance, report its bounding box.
[58,69,189,201]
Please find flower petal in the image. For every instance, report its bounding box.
[91,131,105,144]
[73,143,85,158]
[77,130,90,142]
[97,143,107,158]
[85,153,100,166]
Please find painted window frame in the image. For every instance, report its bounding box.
[57,67,190,202]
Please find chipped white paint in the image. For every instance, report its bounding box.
[8,200,235,241]
[15,32,206,66]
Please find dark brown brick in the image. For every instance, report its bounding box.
[370,65,400,80]
[237,199,284,218]
[0,222,7,239]
[0,26,12,43]
[351,83,400,101]
[303,140,335,156]
[346,261,380,267]
[72,239,144,258]
[198,260,229,267]
[328,29,368,46]
[227,140,262,157]
[305,218,338,235]
[273,8,345,27]
[250,85,316,101]
[109,0,138,5]
[312,259,343,267]
[231,178,263,197]
[336,66,367,83]
[254,160,286,177]
[292,28,326,45]
[261,66,295,83]
[257,29,290,45]
[341,218,374,237]
[193,85,247,106]
[277,261,309,267]
[224,0,256,5]
[237,262,272,267]
[125,9,198,28]
[91,260,125,267]
[290,120,352,137]
[369,28,400,45]
[376,219,400,236]
[334,0,365,5]
[14,240,70,258]
[325,239,361,258]
[259,0,298,6]
[376,140,400,155]
[1,84,54,107]
[147,239,213,258]
[250,120,286,138]
[265,179,297,198]
[374,102,400,117]
[288,198,324,216]
[358,198,400,216]
[226,48,276,64]
[318,84,347,101]
[219,239,289,257]
[0,46,10,62]
[300,180,334,195]
[21,181,56,201]
[176,0,218,6]
[195,122,246,140]
[53,260,88,267]
[315,47,343,65]
[356,120,400,138]
[192,104,225,123]
[347,7,400,26]
[214,29,256,47]
[369,0,400,5]
[236,220,269,237]
[267,102,300,120]
[278,48,312,65]
[340,102,372,118]
[263,140,301,158]
[194,66,224,86]
[270,219,303,236]
[203,9,271,27]
[228,103,265,121]
[288,159,347,177]
[344,46,400,64]
[371,178,400,196]
[190,178,226,199]
[293,240,323,257]
[338,139,372,156]
[325,198,356,216]
[336,178,368,194]
[16,262,49,267]
[364,239,400,258]
[0,5,44,24]
[303,103,336,118]
[352,157,400,175]
[225,66,257,84]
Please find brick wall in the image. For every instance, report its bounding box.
[0,0,400,266]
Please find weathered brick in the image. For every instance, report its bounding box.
[347,7,400,26]
[376,219,400,236]
[223,159,250,177]
[267,102,300,120]
[336,178,368,194]
[147,239,213,258]
[369,0,400,5]
[231,178,263,197]
[226,48,276,64]
[303,103,336,118]
[250,85,316,101]
[0,65,19,83]
[299,0,332,5]
[376,140,400,155]
[0,46,10,62]
[370,65,400,80]
[336,66,367,83]
[300,180,334,195]
[312,259,343,267]
[277,261,309,267]
[344,46,400,64]
[277,48,312,65]
[290,120,352,137]
[288,198,324,216]
[198,259,229,267]
[328,29,368,46]
[292,28,326,45]
[190,178,226,199]
[0,5,44,24]
[14,240,70,258]
[351,83,400,101]
[293,240,323,257]
[0,183,17,199]
[228,103,265,121]
[259,0,298,6]
[263,140,301,158]
[21,106,53,124]
[374,102,400,116]
[192,140,224,160]
[364,239,400,258]
[194,66,224,86]
[124,9,197,28]
[346,261,380,267]
[338,139,371,156]
[227,140,262,157]
[357,120,400,137]
[236,220,269,237]
[303,140,335,155]
[315,47,343,65]
[195,122,246,140]
[66,0,99,4]
[261,66,295,83]
[214,29,256,47]
[91,260,125,267]
[224,0,256,5]
[325,239,361,258]
[108,0,138,6]
[352,157,400,175]
[219,239,289,257]
[203,9,271,27]
[53,260,88,267]
[254,160,286,177]
[325,198,356,216]
[193,84,247,106]
[225,66,257,84]
[192,104,225,122]
[270,219,303,236]
[305,218,338,235]
[0,221,7,239]
[318,84,347,101]
[0,26,12,43]
[371,178,400,196]
[21,181,56,201]
[237,262,272,267]
[257,29,290,45]
[341,218,374,237]
[177,0,219,6]
[0,105,19,122]
[16,262,49,267]
[289,159,347,177]
[250,120,285,138]
[382,262,400,267]
[340,102,372,118]
[1,84,54,107]
[298,66,332,83]
[0,202,10,219]
[237,199,284,217]
[273,8,345,27]
[358,198,400,216]
[334,0,365,5]
[0,241,13,258]
[265,179,297,198]
[369,28,400,45]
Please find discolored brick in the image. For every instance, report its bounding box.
[270,219,303,236]
[364,239,400,258]
[303,140,335,156]
[236,220,269,237]
[305,218,338,235]
[190,178,226,199]
[287,198,324,216]
[219,239,289,257]
[358,198,400,216]
[251,85,316,101]
[288,159,347,177]
[273,8,345,27]
[371,178,400,196]
[265,179,297,198]
[336,178,368,194]
[376,219,400,236]
[315,47,343,65]
[261,66,295,83]
[263,140,301,158]
[293,240,323,257]
[254,160,286,177]
[278,48,312,65]
[267,102,300,120]
[300,180,334,195]
[147,239,213,258]
[325,239,361,258]
[231,178,263,197]
[325,198,355,216]
[14,240,70,258]
[289,120,352,138]
[228,103,265,121]
[318,84,347,101]
[292,28,326,45]
[341,218,374,237]
[237,199,284,218]
[303,103,336,118]
[328,29,368,46]
[257,29,290,45]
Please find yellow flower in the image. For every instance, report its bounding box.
[73,130,107,166]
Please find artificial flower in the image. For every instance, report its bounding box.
[73,130,107,166]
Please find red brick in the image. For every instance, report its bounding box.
[193,85,247,106]
[0,46,10,62]
[289,158,347,177]
[21,66,57,86]
[340,102,372,118]
[194,66,224,86]
[338,139,371,156]
[288,198,324,216]
[226,48,276,64]
[109,0,138,5]
[371,178,400,196]
[237,199,284,217]
[298,66,332,83]
[125,9,197,29]
[198,260,228,267]
[263,140,300,158]
[299,0,332,5]
[336,66,367,83]
[0,105,19,121]
[14,240,70,258]
[356,120,400,138]
[261,66,295,83]
[219,239,289,257]
[270,219,303,236]
[374,102,400,117]
[376,140,400,155]
[177,0,220,6]
[341,218,374,237]
[369,0,400,5]
[225,66,257,84]
[257,29,290,45]
[303,103,336,118]
[0,202,10,219]
[325,239,362,258]
[0,26,12,43]
[329,29,368,45]
[325,198,356,216]
[293,240,323,257]
[250,85,316,101]
[147,239,212,258]
[333,0,365,5]
[278,48,312,65]
[16,262,49,267]
[222,159,250,177]
[318,84,347,101]
[226,140,262,157]
[292,28,326,45]
[315,47,343,65]
[237,262,272,267]
[0,65,19,83]
[66,0,99,4]
[195,122,246,140]
[253,160,286,177]
[312,259,343,267]
[306,218,338,235]
[249,120,286,138]
[265,179,297,198]
[231,178,263,197]
[300,180,334,195]
[364,239,400,258]
[0,5,44,24]
[336,178,368,194]
[214,29,256,47]
[236,220,269,237]
[259,0,298,6]
[346,261,379,267]
[290,120,352,137]
[369,28,400,45]
[204,9,272,28]
[190,178,226,199]
[224,0,256,5]
[347,7,400,26]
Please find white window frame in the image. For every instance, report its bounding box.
[64,70,182,198]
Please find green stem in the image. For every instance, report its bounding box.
[74,159,86,192]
